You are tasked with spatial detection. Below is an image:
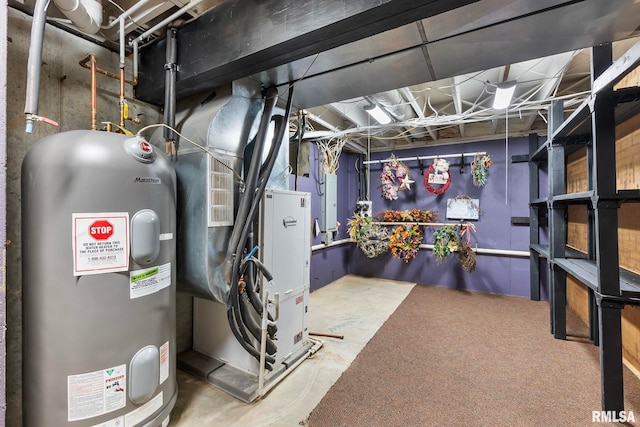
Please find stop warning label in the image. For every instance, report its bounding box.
[72,213,129,276]
[89,220,114,240]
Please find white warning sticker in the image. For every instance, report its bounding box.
[130,263,171,299]
[125,391,163,426]
[159,341,169,384]
[72,213,130,276]
[90,415,124,427]
[68,364,126,422]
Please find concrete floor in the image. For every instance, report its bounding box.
[168,275,415,427]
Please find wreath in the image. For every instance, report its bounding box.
[424,158,451,195]
[432,225,460,264]
[389,224,423,263]
[378,208,437,223]
[347,214,390,258]
[458,242,477,272]
[379,155,414,200]
[458,223,477,272]
[471,154,493,187]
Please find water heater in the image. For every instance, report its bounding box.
[22,130,177,426]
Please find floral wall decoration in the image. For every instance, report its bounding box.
[424,158,451,195]
[458,223,477,272]
[471,154,494,186]
[389,224,423,263]
[379,155,414,200]
[377,208,437,223]
[432,225,461,264]
[347,214,390,258]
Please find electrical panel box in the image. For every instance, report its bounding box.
[355,200,372,217]
[320,173,338,233]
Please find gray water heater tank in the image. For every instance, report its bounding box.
[22,130,177,426]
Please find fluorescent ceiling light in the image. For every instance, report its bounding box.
[492,81,517,109]
[364,104,392,124]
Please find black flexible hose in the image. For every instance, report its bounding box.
[234,105,291,277]
[227,86,294,367]
[163,28,178,152]
[231,89,293,298]
[225,86,294,369]
[226,305,275,368]
[240,257,278,336]
[238,292,277,355]
[258,115,284,179]
[228,91,292,356]
[227,87,278,262]
[225,88,278,367]
[228,280,275,366]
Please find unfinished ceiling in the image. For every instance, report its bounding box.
[12,0,640,152]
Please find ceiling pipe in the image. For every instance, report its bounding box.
[369,90,422,142]
[102,0,150,30]
[131,0,207,84]
[54,0,103,35]
[24,0,103,133]
[399,87,438,141]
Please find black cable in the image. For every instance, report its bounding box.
[239,292,277,355]
[227,87,278,262]
[225,87,279,368]
[240,257,278,337]
[225,85,294,369]
[226,284,275,367]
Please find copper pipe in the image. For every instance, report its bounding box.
[79,54,137,86]
[309,332,344,340]
[119,67,125,127]
[90,54,97,130]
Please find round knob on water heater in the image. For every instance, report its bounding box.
[124,136,157,163]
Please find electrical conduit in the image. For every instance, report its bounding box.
[163,27,178,155]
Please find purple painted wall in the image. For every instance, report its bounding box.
[296,135,542,298]
[291,143,353,291]
[345,136,537,298]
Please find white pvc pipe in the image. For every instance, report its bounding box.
[311,238,354,252]
[310,239,529,257]
[101,0,151,30]
[419,244,529,257]
[257,337,324,399]
[135,0,206,42]
[131,0,207,82]
[132,39,139,81]
[53,0,103,34]
[363,151,486,165]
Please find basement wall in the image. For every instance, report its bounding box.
[1,2,8,427]
[346,136,533,297]
[290,142,353,291]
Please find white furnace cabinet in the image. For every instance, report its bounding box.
[192,189,312,401]
[260,189,312,359]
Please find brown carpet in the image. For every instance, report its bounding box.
[307,284,640,427]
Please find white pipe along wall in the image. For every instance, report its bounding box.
[311,239,529,257]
